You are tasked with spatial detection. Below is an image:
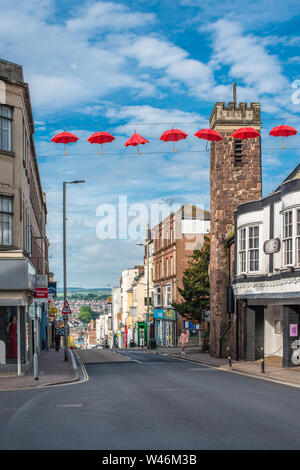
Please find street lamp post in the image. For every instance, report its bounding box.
[137,234,151,348]
[63,180,85,361]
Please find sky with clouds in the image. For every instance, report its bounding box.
[0,0,299,288]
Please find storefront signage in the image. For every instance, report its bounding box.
[34,288,48,299]
[263,238,281,254]
[35,275,48,288]
[164,309,176,321]
[290,324,298,337]
[154,308,164,319]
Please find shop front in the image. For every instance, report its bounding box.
[154,308,177,347]
[0,301,31,371]
[137,322,148,347]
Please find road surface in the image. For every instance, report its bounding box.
[0,349,299,450]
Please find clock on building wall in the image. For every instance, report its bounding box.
[263,238,281,254]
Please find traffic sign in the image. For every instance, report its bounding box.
[61,300,72,315]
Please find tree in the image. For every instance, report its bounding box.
[78,305,93,323]
[172,235,210,323]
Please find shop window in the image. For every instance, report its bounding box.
[0,195,13,245]
[0,105,13,151]
[0,307,17,363]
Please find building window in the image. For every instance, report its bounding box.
[239,227,246,273]
[164,285,172,307]
[0,195,13,245]
[297,209,300,266]
[238,225,260,274]
[170,256,173,275]
[0,105,13,151]
[248,226,259,272]
[154,286,162,307]
[283,210,293,266]
[166,258,169,277]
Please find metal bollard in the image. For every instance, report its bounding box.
[228,356,232,367]
[261,347,265,373]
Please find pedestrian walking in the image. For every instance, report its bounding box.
[180,329,189,355]
[55,330,61,351]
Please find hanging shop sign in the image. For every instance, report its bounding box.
[263,238,281,254]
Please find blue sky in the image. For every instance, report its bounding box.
[0,0,299,288]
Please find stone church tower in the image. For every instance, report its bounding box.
[209,90,262,358]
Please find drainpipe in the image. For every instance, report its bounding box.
[236,299,239,361]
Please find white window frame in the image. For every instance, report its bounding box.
[238,225,260,274]
[282,210,293,266]
[297,209,300,266]
[163,284,172,307]
[239,227,246,273]
[282,207,300,267]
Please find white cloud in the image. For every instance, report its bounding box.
[66,1,155,33]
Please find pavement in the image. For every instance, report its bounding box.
[2,344,300,391]
[152,346,300,387]
[0,348,79,391]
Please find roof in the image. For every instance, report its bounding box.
[275,163,300,191]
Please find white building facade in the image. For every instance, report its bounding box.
[233,165,300,367]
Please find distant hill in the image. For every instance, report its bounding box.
[56,287,112,300]
[57,287,112,294]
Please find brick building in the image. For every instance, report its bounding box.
[209,98,262,358]
[152,204,210,346]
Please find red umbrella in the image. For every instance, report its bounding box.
[269,125,297,149]
[232,127,260,139]
[160,129,188,152]
[87,131,115,154]
[51,131,79,154]
[124,132,149,156]
[194,129,223,141]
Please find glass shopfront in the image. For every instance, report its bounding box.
[0,306,28,365]
[154,308,177,347]
[0,306,17,363]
